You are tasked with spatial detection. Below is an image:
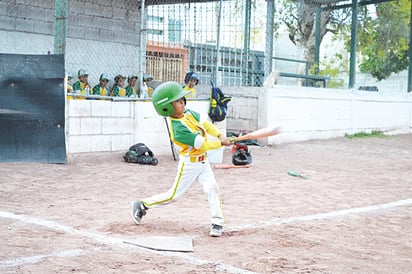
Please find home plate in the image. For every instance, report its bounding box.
[124,236,194,252]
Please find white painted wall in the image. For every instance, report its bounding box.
[259,86,412,145]
[66,99,135,153]
[66,86,412,155]
[65,99,212,155]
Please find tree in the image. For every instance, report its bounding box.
[275,0,350,64]
[274,0,410,81]
[357,0,410,80]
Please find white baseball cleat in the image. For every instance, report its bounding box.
[210,224,223,237]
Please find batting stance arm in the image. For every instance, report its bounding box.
[195,135,222,151]
[201,120,234,147]
[191,120,223,151]
[202,120,221,138]
[171,121,222,152]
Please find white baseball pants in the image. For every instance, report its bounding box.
[142,156,224,226]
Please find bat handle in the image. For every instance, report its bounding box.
[229,137,237,143]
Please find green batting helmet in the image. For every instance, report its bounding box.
[152,81,190,117]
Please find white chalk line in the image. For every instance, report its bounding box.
[1,198,410,273]
[0,249,86,267]
[0,211,257,274]
[225,198,412,232]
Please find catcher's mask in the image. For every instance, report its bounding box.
[232,144,252,165]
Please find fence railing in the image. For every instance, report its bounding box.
[273,57,330,87]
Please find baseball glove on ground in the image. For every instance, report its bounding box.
[124,143,158,165]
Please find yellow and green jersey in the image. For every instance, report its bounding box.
[66,84,73,100]
[183,86,197,98]
[72,81,90,100]
[92,84,108,96]
[112,85,127,97]
[125,86,137,97]
[147,86,153,97]
[169,109,221,157]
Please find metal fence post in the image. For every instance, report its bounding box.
[264,0,275,79]
[139,0,146,95]
[54,0,67,55]
[214,0,223,86]
[242,0,251,86]
[348,0,359,89]
[408,0,412,92]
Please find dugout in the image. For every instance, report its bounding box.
[0,54,66,163]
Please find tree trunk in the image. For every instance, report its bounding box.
[297,3,331,82]
[299,4,331,64]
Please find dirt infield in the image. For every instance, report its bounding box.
[1,134,411,273]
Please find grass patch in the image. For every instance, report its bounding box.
[345,130,386,139]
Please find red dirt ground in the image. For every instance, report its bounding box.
[1,134,411,273]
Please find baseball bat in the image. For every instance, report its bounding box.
[164,117,178,161]
[230,127,281,142]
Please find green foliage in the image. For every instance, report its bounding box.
[274,0,411,82]
[308,53,346,88]
[344,130,386,139]
[356,0,410,80]
[274,0,301,41]
[320,54,345,88]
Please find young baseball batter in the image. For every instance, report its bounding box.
[131,81,233,237]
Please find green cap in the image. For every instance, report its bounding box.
[78,69,88,76]
[99,73,109,81]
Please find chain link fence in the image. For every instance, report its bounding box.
[1,0,410,96]
[63,0,268,98]
[144,0,267,96]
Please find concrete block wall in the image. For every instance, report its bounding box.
[223,87,261,133]
[191,85,411,143]
[66,87,411,154]
[65,0,142,86]
[66,99,212,155]
[0,0,142,88]
[66,100,135,153]
[0,0,55,36]
[0,0,55,55]
[259,86,412,144]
